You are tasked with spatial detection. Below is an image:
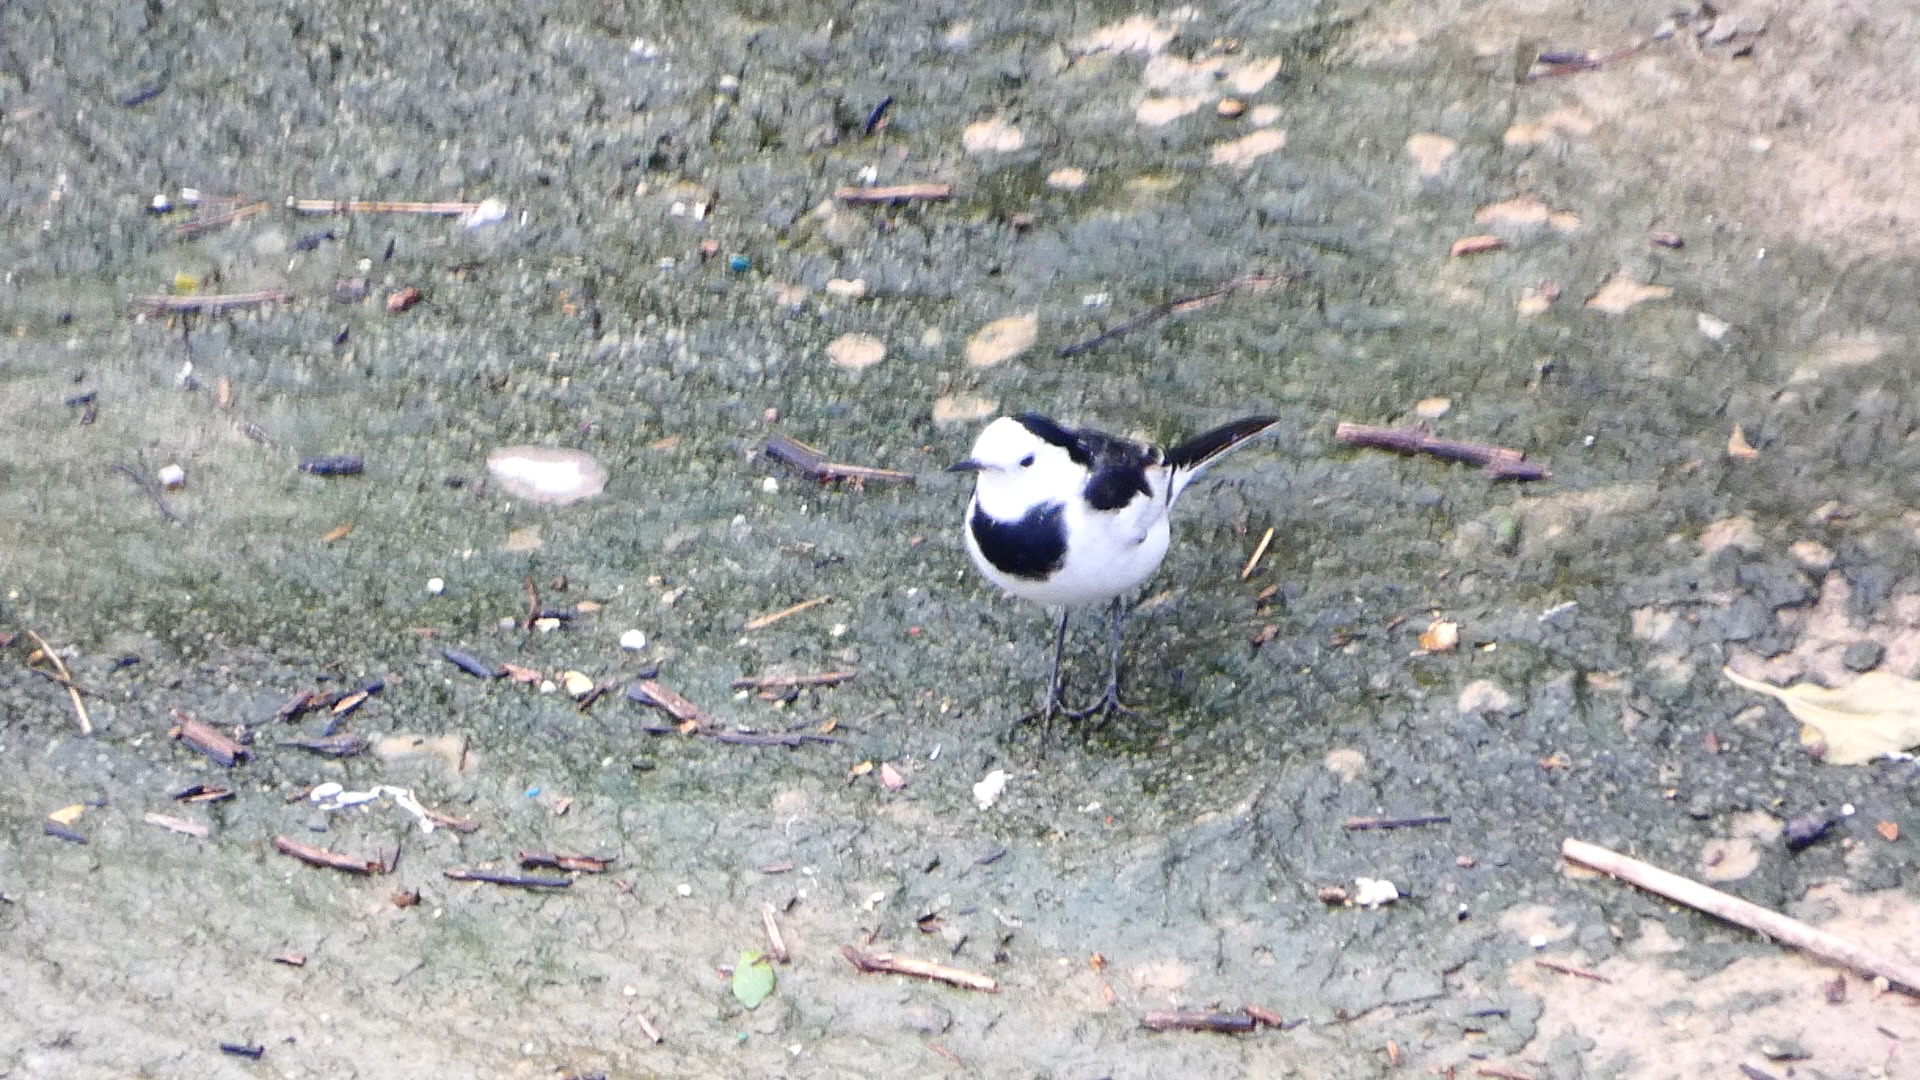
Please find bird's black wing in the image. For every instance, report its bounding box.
[1074,429,1160,513]
[1014,412,1159,512]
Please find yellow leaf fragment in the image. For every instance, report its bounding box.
[1727,425,1760,460]
[1723,667,1920,765]
[48,803,87,825]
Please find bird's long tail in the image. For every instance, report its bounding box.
[1166,416,1279,502]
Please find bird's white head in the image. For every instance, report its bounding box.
[948,415,1087,518]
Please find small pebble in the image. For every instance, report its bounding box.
[619,629,648,650]
[156,464,187,489]
[727,254,751,272]
[1216,98,1246,118]
[762,476,779,494]
[426,577,445,595]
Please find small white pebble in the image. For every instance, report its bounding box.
[150,193,172,213]
[619,629,648,650]
[1529,933,1548,949]
[426,577,445,595]
[538,679,558,694]
[156,464,187,489]
[762,476,779,494]
[858,164,879,184]
[623,984,638,997]
[676,882,693,897]
[1842,803,1856,816]
[830,623,848,638]
[669,201,687,217]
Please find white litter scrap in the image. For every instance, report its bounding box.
[972,768,1008,810]
[1353,877,1400,908]
[310,782,439,833]
[460,198,507,229]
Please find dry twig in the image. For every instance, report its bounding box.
[1563,837,1920,993]
[274,835,384,874]
[841,946,998,992]
[1335,422,1549,481]
[765,434,914,486]
[762,903,791,963]
[134,289,294,314]
[730,671,856,691]
[834,183,952,204]
[23,629,91,735]
[744,595,831,631]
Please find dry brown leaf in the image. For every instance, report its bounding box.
[962,118,1024,154]
[1136,96,1204,126]
[1723,667,1920,765]
[1474,198,1550,226]
[880,762,906,792]
[826,333,885,371]
[847,760,875,783]
[47,803,86,826]
[965,314,1038,368]
[1877,820,1900,842]
[933,394,997,427]
[1419,619,1460,653]
[1209,129,1286,167]
[1405,133,1457,176]
[1450,234,1504,257]
[1586,273,1672,314]
[1727,425,1760,460]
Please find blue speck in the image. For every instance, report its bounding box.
[727,254,751,273]
[525,786,541,798]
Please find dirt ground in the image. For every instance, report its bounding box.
[4,1,1920,1077]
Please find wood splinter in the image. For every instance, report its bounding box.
[23,628,91,735]
[841,946,998,992]
[730,670,856,691]
[518,850,611,873]
[1335,421,1549,481]
[1142,1009,1257,1034]
[1562,837,1920,994]
[134,289,294,315]
[444,867,572,889]
[1345,813,1450,831]
[274,835,385,875]
[765,434,914,486]
[762,902,791,963]
[833,183,952,205]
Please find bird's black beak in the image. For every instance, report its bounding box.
[946,458,985,473]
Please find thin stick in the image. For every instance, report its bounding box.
[834,183,953,204]
[1527,40,1650,80]
[1141,1009,1257,1034]
[134,289,294,314]
[443,867,572,889]
[144,812,210,838]
[842,946,998,992]
[287,198,482,215]
[1476,1067,1537,1080]
[23,629,91,735]
[744,595,831,631]
[109,463,180,524]
[169,711,248,767]
[274,835,384,874]
[765,434,915,485]
[173,200,271,238]
[1240,526,1275,580]
[1562,837,1920,993]
[633,1008,663,1044]
[1058,272,1292,358]
[518,850,611,873]
[1533,957,1610,983]
[1345,813,1450,831]
[762,902,791,963]
[730,671,857,691]
[625,679,713,726]
[639,724,844,747]
[1335,422,1549,481]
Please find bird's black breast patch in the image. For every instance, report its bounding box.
[971,501,1067,581]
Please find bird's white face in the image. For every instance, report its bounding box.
[953,417,1085,518]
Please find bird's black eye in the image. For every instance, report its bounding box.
[1019,454,1035,468]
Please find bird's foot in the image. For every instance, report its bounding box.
[1063,683,1137,730]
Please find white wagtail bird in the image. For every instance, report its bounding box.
[949,412,1280,731]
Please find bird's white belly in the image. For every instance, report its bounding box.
[966,505,1172,609]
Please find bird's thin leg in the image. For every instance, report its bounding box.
[1036,607,1072,743]
[1067,596,1134,726]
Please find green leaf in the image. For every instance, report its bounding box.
[731,949,775,1009]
